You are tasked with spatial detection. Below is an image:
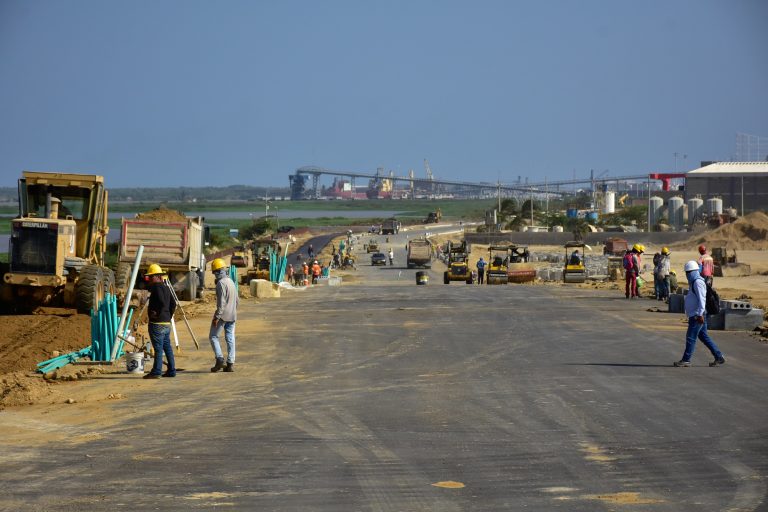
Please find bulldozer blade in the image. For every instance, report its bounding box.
[715,263,751,278]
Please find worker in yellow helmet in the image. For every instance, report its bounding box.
[144,264,177,379]
[209,258,239,373]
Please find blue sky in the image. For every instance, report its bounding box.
[1,1,766,188]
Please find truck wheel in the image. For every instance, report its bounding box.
[115,262,132,297]
[443,272,449,284]
[76,265,106,314]
[183,270,197,301]
[103,268,116,297]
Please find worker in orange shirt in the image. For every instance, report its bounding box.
[302,262,309,286]
[311,260,321,284]
[698,245,714,286]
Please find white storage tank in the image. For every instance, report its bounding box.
[668,196,685,230]
[649,196,664,227]
[707,197,723,216]
[688,197,704,225]
[603,191,616,214]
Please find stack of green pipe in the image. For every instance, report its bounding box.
[229,264,238,293]
[90,293,118,361]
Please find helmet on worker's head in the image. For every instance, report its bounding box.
[684,260,699,272]
[698,244,707,254]
[314,260,318,264]
[632,243,644,253]
[670,270,676,275]
[662,247,670,255]
[211,258,227,272]
[145,263,166,276]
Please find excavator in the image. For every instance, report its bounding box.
[0,171,113,313]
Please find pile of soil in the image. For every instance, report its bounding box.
[0,314,92,375]
[674,212,768,251]
[135,207,187,222]
[0,313,92,409]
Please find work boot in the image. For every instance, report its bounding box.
[210,358,225,373]
[709,356,726,367]
[673,360,691,367]
[224,362,234,373]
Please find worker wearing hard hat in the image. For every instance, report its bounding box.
[209,258,239,373]
[698,245,715,287]
[654,247,672,301]
[623,244,644,298]
[674,260,725,367]
[144,264,177,379]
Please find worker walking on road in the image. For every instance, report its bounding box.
[144,264,177,379]
[388,248,394,266]
[655,247,671,301]
[476,257,486,285]
[311,260,321,284]
[209,258,239,373]
[698,245,714,286]
[674,260,725,367]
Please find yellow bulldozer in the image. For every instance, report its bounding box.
[240,237,281,284]
[443,241,472,284]
[0,171,113,313]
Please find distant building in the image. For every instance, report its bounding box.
[685,162,768,214]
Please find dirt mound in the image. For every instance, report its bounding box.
[135,207,187,222]
[673,211,768,251]
[0,313,91,376]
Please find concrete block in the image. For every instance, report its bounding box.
[668,294,685,314]
[707,312,725,330]
[250,279,280,298]
[328,276,342,286]
[720,300,752,310]
[723,308,763,331]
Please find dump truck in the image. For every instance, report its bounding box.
[118,212,207,301]
[0,171,114,313]
[711,247,751,277]
[603,237,628,256]
[407,238,432,268]
[444,240,472,284]
[381,218,401,235]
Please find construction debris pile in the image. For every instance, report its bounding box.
[675,211,768,251]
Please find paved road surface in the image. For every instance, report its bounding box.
[2,230,768,511]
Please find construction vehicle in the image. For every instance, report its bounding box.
[407,238,432,268]
[443,241,472,284]
[563,241,587,283]
[381,218,401,235]
[425,209,442,223]
[240,237,281,284]
[486,245,510,285]
[0,171,113,313]
[711,247,751,277]
[603,237,628,256]
[366,239,380,253]
[507,244,535,283]
[230,246,248,268]
[118,213,207,301]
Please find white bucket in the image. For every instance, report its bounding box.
[125,352,145,374]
